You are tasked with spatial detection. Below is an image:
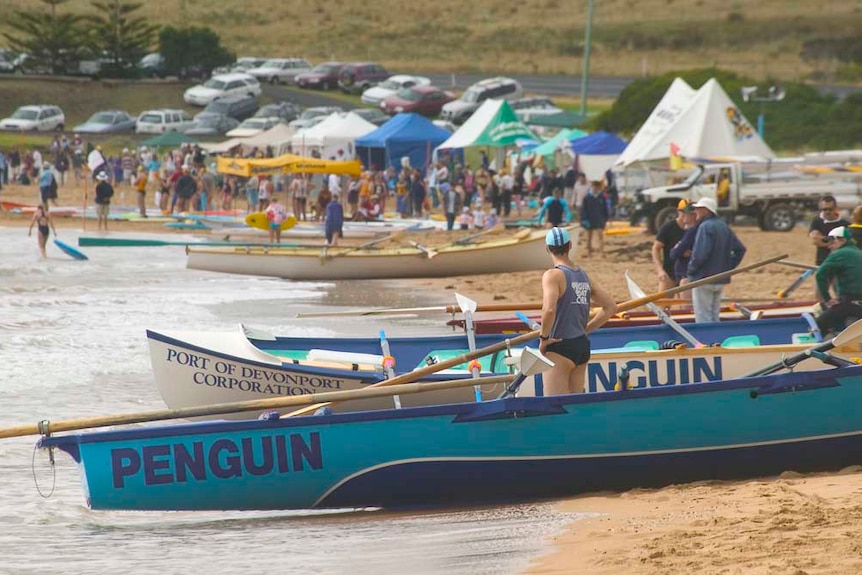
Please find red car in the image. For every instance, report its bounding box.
[381,85,456,117]
[296,62,343,90]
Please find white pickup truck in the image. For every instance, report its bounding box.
[632,163,862,233]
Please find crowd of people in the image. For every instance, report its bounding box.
[652,194,862,332]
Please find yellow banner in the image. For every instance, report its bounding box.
[217,154,362,177]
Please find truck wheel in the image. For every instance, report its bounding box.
[763,203,796,232]
[653,206,677,233]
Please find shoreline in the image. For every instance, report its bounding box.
[527,467,862,574]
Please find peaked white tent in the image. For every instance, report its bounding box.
[616,78,696,166]
[291,112,377,159]
[617,78,775,165]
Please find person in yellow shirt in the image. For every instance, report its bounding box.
[134,166,148,217]
[716,169,731,207]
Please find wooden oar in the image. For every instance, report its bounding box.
[409,240,438,259]
[284,254,788,416]
[453,223,507,245]
[776,260,818,271]
[625,272,704,348]
[295,295,796,319]
[319,228,406,261]
[743,318,862,378]
[0,374,515,440]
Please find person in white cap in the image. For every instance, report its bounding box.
[686,197,746,323]
[814,226,862,336]
[539,226,616,395]
[94,171,114,231]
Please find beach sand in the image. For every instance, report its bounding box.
[528,468,862,575]
[6,181,847,574]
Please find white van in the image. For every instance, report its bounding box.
[440,77,523,124]
[0,105,65,131]
[135,109,195,134]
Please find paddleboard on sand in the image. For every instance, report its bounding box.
[54,239,89,260]
[245,212,298,231]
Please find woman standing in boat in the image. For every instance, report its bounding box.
[539,227,616,395]
[28,204,57,259]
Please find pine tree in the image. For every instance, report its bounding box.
[88,0,157,76]
[3,0,85,75]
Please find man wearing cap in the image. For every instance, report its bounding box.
[687,197,746,323]
[809,195,849,265]
[94,171,114,231]
[539,227,617,395]
[652,200,690,291]
[324,192,344,246]
[814,226,862,335]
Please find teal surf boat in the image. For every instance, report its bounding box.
[35,332,862,511]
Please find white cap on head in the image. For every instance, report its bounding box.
[96,172,109,181]
[691,197,718,215]
[828,226,849,239]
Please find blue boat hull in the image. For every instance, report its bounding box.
[42,365,862,511]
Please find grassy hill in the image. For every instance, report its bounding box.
[3,0,862,80]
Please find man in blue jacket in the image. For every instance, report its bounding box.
[687,197,746,323]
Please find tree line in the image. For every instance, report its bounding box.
[3,0,233,78]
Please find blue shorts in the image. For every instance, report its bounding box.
[270,222,280,230]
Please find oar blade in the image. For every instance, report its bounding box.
[455,292,478,314]
[519,347,555,376]
[833,318,862,349]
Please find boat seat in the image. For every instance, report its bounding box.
[418,349,496,373]
[307,349,385,365]
[721,335,761,348]
[592,341,661,354]
[267,350,309,360]
[792,333,819,344]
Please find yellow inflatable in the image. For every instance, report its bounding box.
[245,212,298,231]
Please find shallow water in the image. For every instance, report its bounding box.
[0,227,575,574]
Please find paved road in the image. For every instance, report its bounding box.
[267,73,861,111]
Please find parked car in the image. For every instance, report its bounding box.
[352,108,390,126]
[0,105,65,131]
[338,63,390,94]
[255,101,301,123]
[288,106,343,129]
[381,85,456,117]
[511,96,564,121]
[225,117,282,138]
[73,110,137,133]
[185,114,241,136]
[0,49,27,74]
[184,73,261,106]
[440,77,523,124]
[137,52,166,78]
[295,62,343,90]
[214,57,266,75]
[196,96,259,121]
[247,58,312,84]
[361,74,430,106]
[135,109,195,134]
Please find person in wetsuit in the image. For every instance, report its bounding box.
[538,227,617,395]
[28,204,57,259]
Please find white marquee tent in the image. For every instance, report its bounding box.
[617,78,775,166]
[290,112,377,160]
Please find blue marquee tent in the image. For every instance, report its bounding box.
[355,113,454,172]
[569,131,627,155]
